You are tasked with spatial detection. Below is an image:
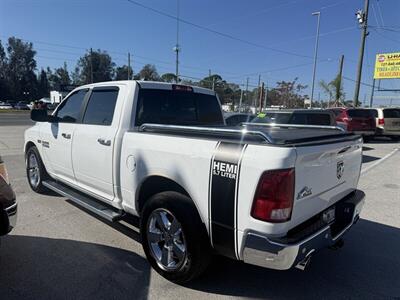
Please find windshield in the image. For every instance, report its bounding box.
[252,112,292,124]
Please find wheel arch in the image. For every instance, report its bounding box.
[135,175,206,226]
[24,141,37,154]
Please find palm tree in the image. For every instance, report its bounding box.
[319,73,344,107]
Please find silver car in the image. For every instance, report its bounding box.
[369,108,400,141]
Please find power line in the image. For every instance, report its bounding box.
[126,0,314,59]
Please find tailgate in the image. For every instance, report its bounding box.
[291,137,363,227]
[349,117,376,131]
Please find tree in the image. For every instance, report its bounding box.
[6,37,38,100]
[115,65,133,80]
[0,40,10,99]
[160,73,177,83]
[37,69,50,98]
[273,78,308,108]
[137,64,160,81]
[48,62,71,90]
[319,73,344,107]
[75,49,115,84]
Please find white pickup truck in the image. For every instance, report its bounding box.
[25,81,365,283]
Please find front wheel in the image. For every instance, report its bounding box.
[141,191,211,283]
[26,146,48,193]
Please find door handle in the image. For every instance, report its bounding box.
[61,133,71,139]
[97,138,111,146]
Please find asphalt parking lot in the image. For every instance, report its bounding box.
[0,115,399,300]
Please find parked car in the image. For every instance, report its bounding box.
[224,112,255,126]
[368,108,400,141]
[14,101,30,110]
[0,155,17,239]
[0,103,13,110]
[328,108,376,140]
[26,81,364,283]
[252,109,337,126]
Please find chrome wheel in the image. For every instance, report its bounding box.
[28,153,40,188]
[147,208,187,271]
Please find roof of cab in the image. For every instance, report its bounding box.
[77,80,216,96]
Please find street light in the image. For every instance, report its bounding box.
[310,11,321,108]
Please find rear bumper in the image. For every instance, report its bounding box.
[5,203,17,231]
[375,128,400,136]
[242,190,365,270]
[1,203,17,234]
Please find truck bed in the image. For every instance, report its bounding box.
[138,123,360,147]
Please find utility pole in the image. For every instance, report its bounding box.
[212,77,215,91]
[255,75,261,112]
[245,77,249,109]
[336,54,344,107]
[239,89,243,113]
[264,82,268,109]
[353,0,370,107]
[90,48,93,83]
[259,82,265,112]
[173,0,180,83]
[128,52,131,80]
[369,78,376,107]
[310,11,321,108]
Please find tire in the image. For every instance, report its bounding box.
[363,136,372,143]
[26,145,49,193]
[140,191,211,283]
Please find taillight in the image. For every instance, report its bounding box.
[378,118,384,125]
[251,168,295,223]
[0,159,10,185]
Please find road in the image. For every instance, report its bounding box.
[0,111,33,126]
[0,123,399,300]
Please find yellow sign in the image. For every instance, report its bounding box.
[374,52,400,79]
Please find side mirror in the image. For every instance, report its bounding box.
[30,109,53,122]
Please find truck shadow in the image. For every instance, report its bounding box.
[187,219,400,299]
[0,235,151,300]
[362,154,380,163]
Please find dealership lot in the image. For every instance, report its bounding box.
[0,121,399,299]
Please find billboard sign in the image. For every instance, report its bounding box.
[374,52,400,79]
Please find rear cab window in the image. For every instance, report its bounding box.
[347,109,375,118]
[135,88,224,126]
[290,112,332,126]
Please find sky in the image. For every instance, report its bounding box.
[1,0,400,106]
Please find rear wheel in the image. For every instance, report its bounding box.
[363,136,372,143]
[26,146,48,193]
[141,191,211,283]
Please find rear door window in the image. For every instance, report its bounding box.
[82,88,119,126]
[135,89,224,126]
[383,109,400,118]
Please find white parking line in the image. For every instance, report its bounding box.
[361,147,400,175]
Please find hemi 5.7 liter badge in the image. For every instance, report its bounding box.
[212,160,238,180]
